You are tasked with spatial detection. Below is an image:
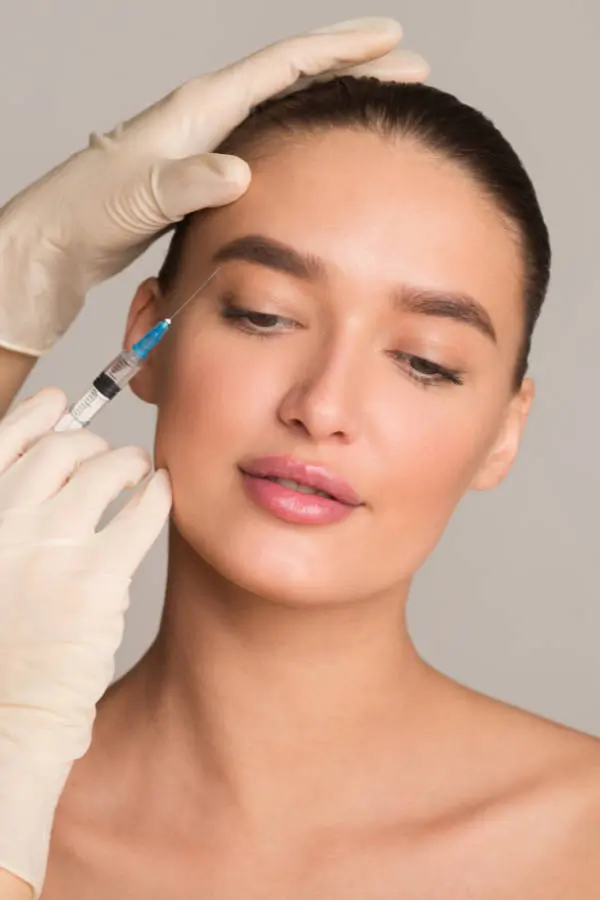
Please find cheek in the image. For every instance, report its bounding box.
[153,331,286,471]
[369,380,504,522]
[361,392,502,579]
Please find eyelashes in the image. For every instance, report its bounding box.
[218,300,465,389]
[219,306,295,335]
[389,352,464,387]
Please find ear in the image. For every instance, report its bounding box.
[469,377,535,491]
[123,277,165,404]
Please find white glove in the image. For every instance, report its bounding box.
[0,17,428,357]
[0,387,172,898]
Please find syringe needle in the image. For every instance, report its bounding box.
[168,266,221,322]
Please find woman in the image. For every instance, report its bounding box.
[0,18,429,900]
[42,75,600,897]
[2,20,599,900]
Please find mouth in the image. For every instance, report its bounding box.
[254,475,338,501]
[238,456,363,525]
[239,456,362,505]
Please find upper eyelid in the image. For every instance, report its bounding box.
[395,351,448,370]
[222,304,295,322]
[220,307,298,333]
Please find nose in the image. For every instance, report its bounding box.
[277,337,362,444]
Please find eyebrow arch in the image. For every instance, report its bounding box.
[212,233,497,345]
[393,285,497,344]
[213,234,325,280]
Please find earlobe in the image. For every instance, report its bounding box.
[469,377,535,492]
[123,277,164,405]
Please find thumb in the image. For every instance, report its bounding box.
[153,153,251,220]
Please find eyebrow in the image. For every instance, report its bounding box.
[212,234,497,344]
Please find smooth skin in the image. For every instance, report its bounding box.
[39,130,600,898]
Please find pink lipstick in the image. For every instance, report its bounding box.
[239,455,363,525]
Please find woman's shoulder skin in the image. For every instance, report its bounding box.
[41,682,600,899]
[436,684,600,897]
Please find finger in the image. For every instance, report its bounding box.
[276,50,430,99]
[0,428,110,510]
[47,445,152,534]
[0,387,68,476]
[275,48,431,99]
[152,154,251,221]
[98,469,172,574]
[119,18,405,155]
[335,48,430,82]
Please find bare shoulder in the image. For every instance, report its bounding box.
[465,681,600,799]
[526,721,600,896]
[460,685,600,896]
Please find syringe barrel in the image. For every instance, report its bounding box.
[54,349,142,430]
[98,348,142,393]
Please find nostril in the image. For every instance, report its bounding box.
[290,418,309,434]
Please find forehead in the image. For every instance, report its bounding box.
[189,129,524,348]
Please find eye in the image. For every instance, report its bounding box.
[390,352,464,388]
[219,303,297,335]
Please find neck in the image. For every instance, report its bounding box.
[125,523,449,835]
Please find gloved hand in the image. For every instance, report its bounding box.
[0,17,428,357]
[0,387,172,898]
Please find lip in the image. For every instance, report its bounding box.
[239,455,363,506]
[238,455,364,526]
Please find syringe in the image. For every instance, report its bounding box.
[53,268,220,432]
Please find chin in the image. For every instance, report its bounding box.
[222,559,344,608]
[171,509,367,608]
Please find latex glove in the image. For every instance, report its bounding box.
[0,17,428,357]
[0,387,172,898]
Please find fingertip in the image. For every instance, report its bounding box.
[136,467,173,510]
[157,155,251,219]
[336,48,431,83]
[152,468,172,494]
[12,385,68,423]
[209,154,252,187]
[405,53,431,80]
[31,385,68,407]
[309,17,403,40]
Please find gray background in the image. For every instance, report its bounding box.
[1,2,598,731]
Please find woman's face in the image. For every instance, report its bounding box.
[127,129,534,605]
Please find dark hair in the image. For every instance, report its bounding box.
[158,77,551,393]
